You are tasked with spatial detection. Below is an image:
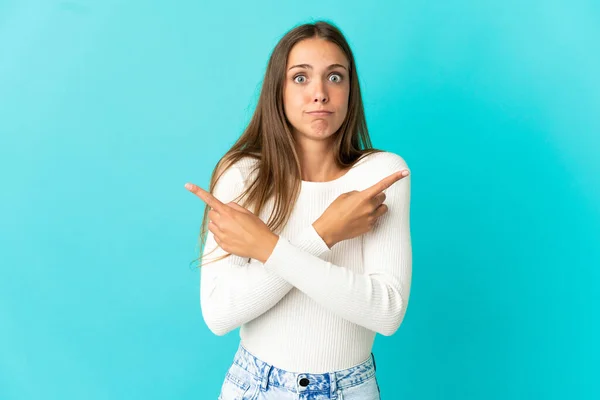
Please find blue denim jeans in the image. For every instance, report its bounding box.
[217,343,381,399]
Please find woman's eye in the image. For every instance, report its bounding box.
[293,73,342,84]
[329,73,342,83]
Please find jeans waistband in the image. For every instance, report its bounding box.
[231,343,377,394]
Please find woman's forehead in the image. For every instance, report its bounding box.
[287,39,348,68]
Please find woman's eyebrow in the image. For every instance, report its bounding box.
[288,63,348,71]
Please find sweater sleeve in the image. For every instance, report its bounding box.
[200,164,332,336]
[262,157,412,336]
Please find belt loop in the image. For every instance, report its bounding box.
[371,352,377,372]
[260,363,273,391]
[329,371,338,399]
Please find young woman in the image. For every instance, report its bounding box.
[185,20,412,400]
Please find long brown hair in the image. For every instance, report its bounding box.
[194,20,384,267]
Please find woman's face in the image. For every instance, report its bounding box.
[283,37,350,142]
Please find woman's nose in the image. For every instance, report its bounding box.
[312,81,328,103]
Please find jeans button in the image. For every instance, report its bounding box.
[299,378,310,387]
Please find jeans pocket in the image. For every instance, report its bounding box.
[218,365,257,400]
[339,374,380,400]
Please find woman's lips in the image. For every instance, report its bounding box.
[307,111,333,116]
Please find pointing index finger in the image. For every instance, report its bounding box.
[184,182,226,212]
[361,170,409,198]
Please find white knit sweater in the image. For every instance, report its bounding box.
[200,151,412,373]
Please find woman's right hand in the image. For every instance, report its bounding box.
[312,169,410,249]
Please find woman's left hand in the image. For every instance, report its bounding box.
[184,182,279,263]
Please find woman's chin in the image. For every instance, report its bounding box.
[292,124,341,141]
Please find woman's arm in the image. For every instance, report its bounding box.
[200,165,332,336]
[262,159,412,336]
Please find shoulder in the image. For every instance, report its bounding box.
[232,156,260,183]
[214,155,259,188]
[360,150,410,173]
[352,151,411,194]
[211,156,260,203]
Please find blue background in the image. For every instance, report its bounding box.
[1,1,598,399]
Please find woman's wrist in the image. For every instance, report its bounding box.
[256,232,280,263]
[312,219,336,249]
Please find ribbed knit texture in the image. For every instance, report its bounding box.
[200,151,412,373]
